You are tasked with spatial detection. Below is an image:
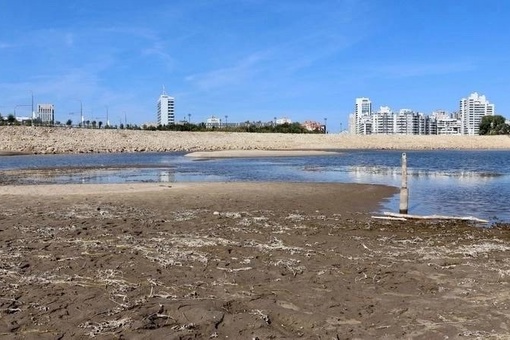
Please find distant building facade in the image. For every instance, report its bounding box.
[371,106,393,134]
[157,89,175,126]
[302,120,323,132]
[348,93,496,136]
[206,116,221,128]
[276,117,292,125]
[459,92,494,135]
[36,104,55,124]
[352,97,372,134]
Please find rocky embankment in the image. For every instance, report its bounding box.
[1,126,510,154]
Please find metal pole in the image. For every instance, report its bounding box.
[31,91,34,126]
[399,152,409,214]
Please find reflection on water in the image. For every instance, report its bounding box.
[2,150,510,223]
[346,165,502,179]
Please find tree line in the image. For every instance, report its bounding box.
[0,114,325,134]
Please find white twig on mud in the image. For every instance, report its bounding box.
[80,317,131,338]
[251,309,271,325]
[382,212,489,223]
[217,266,253,273]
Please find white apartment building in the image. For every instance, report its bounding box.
[460,92,494,135]
[157,89,175,126]
[430,110,459,134]
[352,97,372,134]
[394,109,425,135]
[206,116,221,128]
[371,106,393,134]
[276,117,292,125]
[349,94,496,136]
[36,104,55,124]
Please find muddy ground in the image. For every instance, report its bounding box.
[1,182,509,339]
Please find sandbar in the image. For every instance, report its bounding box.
[185,149,340,158]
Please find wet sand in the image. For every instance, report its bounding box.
[1,182,510,339]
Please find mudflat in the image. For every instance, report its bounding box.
[1,182,510,339]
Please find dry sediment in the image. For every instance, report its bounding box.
[1,126,510,154]
[1,182,510,338]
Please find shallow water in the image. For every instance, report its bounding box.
[2,150,510,223]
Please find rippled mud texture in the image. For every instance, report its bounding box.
[1,182,510,339]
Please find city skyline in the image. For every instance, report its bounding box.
[349,92,498,136]
[1,1,509,133]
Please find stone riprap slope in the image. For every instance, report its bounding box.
[1,126,510,154]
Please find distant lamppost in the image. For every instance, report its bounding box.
[14,104,31,115]
[324,117,327,134]
[13,104,32,125]
[188,113,191,123]
[274,117,277,127]
[225,115,228,128]
[73,99,83,127]
[31,90,34,125]
[340,122,343,133]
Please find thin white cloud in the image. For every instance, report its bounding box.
[185,52,270,90]
[364,61,476,79]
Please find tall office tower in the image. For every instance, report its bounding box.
[37,104,55,124]
[354,97,372,134]
[157,88,175,126]
[459,92,494,135]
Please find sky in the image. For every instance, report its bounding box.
[1,0,509,132]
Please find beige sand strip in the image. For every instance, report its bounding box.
[185,150,340,158]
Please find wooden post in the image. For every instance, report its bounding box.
[399,152,409,214]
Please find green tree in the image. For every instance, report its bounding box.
[7,114,16,124]
[66,119,73,126]
[479,115,508,135]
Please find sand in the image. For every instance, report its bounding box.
[1,126,510,155]
[1,182,510,339]
[2,126,510,338]
[185,150,341,158]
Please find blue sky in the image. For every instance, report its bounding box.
[1,0,509,132]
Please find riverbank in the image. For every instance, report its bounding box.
[1,182,510,338]
[1,126,510,154]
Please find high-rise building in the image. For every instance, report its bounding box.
[394,109,425,135]
[157,88,175,126]
[459,92,494,135]
[37,104,55,124]
[350,97,372,134]
[372,106,393,134]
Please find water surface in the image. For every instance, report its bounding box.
[2,150,509,223]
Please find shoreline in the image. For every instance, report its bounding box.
[1,126,510,154]
[0,182,397,209]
